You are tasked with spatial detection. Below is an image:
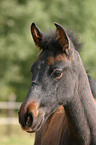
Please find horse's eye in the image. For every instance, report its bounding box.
[51,69,63,79]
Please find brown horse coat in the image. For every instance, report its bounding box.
[35,96,96,145]
[34,105,66,145]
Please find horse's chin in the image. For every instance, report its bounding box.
[27,130,34,133]
[21,121,43,133]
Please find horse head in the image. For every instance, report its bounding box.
[18,23,83,133]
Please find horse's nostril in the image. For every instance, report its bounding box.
[26,112,33,127]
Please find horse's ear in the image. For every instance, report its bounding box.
[54,22,70,55]
[31,23,43,48]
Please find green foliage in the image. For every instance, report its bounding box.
[0,0,96,101]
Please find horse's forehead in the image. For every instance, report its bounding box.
[35,50,53,66]
[37,50,68,66]
[47,53,68,65]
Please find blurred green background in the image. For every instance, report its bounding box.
[0,0,96,102]
[0,0,96,144]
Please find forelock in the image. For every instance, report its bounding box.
[38,30,82,52]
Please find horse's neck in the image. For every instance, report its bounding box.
[64,61,96,144]
[35,105,67,145]
[78,66,96,143]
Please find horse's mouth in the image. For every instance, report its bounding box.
[20,112,45,133]
[26,107,58,133]
[19,105,58,133]
[26,118,44,133]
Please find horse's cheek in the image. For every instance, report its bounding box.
[56,75,75,105]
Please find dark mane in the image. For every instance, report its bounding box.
[67,31,82,52]
[39,30,82,52]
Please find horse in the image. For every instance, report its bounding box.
[18,22,96,145]
[35,77,96,145]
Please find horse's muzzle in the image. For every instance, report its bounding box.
[18,100,43,132]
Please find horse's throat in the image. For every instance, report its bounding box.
[40,105,67,145]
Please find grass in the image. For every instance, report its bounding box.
[0,125,35,145]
